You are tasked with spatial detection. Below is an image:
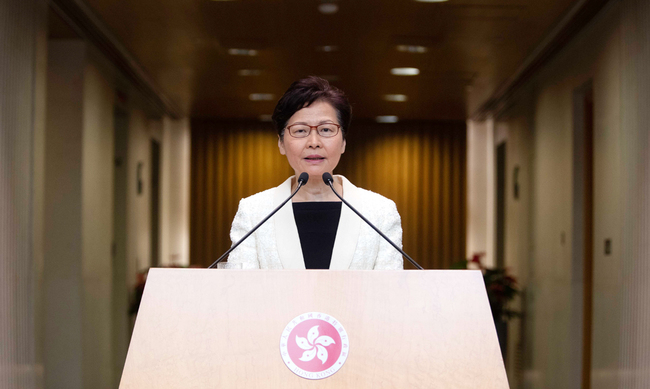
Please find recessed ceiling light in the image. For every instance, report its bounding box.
[376,116,399,123]
[390,67,420,76]
[249,93,275,101]
[238,69,262,76]
[259,114,273,122]
[316,45,339,52]
[397,45,428,53]
[384,94,408,102]
[318,3,339,14]
[415,0,448,2]
[228,48,258,56]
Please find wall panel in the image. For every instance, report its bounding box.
[620,0,650,386]
[490,0,650,387]
[0,0,44,388]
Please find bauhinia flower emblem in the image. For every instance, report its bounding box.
[295,325,336,364]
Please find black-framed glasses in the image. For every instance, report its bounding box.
[285,123,341,138]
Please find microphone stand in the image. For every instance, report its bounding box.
[323,173,424,270]
[208,174,308,269]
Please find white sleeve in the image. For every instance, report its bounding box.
[373,200,404,270]
[227,198,261,269]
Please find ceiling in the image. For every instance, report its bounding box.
[63,0,578,121]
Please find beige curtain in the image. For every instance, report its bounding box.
[191,119,466,269]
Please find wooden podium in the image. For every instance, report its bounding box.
[119,269,509,388]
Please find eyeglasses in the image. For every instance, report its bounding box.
[285,123,341,138]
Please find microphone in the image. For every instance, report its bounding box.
[208,172,309,268]
[322,173,424,270]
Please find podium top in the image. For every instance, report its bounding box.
[120,269,508,388]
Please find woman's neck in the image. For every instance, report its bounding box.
[292,175,343,202]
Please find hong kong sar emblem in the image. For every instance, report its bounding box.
[279,312,350,380]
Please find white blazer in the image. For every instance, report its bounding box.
[227,175,403,270]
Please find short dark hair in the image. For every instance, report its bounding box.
[272,76,352,140]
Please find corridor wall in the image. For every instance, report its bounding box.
[0,0,47,388]
[488,0,650,387]
[44,40,116,389]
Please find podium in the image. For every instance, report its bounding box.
[119,269,509,388]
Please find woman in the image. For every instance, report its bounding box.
[227,76,403,270]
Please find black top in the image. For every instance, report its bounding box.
[292,202,342,269]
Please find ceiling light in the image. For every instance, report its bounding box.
[316,45,338,52]
[238,69,262,76]
[318,3,339,14]
[397,45,428,53]
[376,116,399,123]
[259,114,273,122]
[415,0,448,2]
[384,94,408,102]
[390,67,420,76]
[249,93,275,101]
[228,48,258,56]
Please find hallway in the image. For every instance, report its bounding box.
[2,0,650,388]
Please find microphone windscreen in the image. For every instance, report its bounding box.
[298,172,309,185]
[322,172,334,184]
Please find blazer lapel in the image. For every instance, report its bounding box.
[329,175,361,270]
[274,176,306,269]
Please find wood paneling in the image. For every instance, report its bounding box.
[191,120,466,269]
[80,0,578,121]
[190,120,294,266]
[338,121,467,269]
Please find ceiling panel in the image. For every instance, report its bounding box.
[79,0,579,121]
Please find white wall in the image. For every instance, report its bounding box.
[125,109,152,288]
[466,118,496,267]
[124,113,190,280]
[618,0,650,386]
[0,1,47,388]
[44,40,117,389]
[528,68,580,389]
[44,40,195,388]
[529,5,625,388]
[32,0,48,384]
[492,106,534,385]
[44,40,86,389]
[81,62,116,389]
[468,108,534,385]
[488,1,643,387]
[2,5,192,389]
[160,117,191,267]
[589,6,623,386]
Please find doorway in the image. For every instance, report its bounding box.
[571,81,594,389]
[496,142,506,270]
[112,107,129,382]
[150,139,161,267]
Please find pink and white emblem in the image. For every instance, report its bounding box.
[279,312,350,380]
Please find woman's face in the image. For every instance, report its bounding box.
[278,100,346,181]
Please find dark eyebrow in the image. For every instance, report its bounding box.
[288,120,338,126]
